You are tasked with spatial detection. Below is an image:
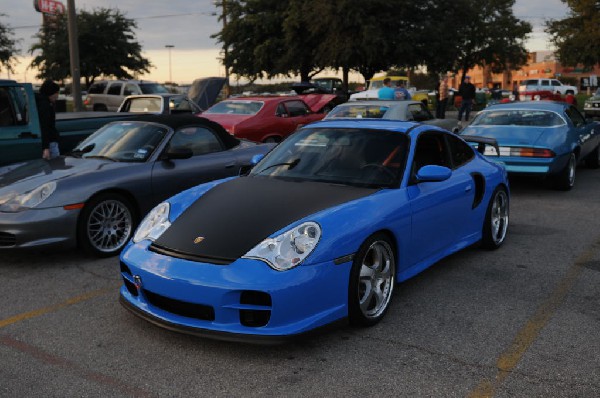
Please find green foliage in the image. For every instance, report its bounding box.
[546,0,600,67]
[0,14,19,74]
[29,8,152,87]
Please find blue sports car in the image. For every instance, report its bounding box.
[461,101,600,190]
[120,119,509,342]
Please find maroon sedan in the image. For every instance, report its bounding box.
[200,95,336,143]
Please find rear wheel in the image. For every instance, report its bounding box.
[348,234,396,326]
[263,136,281,144]
[78,193,136,257]
[481,186,509,250]
[553,152,577,191]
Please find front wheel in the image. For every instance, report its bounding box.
[481,186,509,250]
[553,152,576,191]
[78,193,136,257]
[348,234,396,326]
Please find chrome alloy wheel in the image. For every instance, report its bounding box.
[86,199,133,253]
[490,190,509,245]
[567,153,576,187]
[358,240,395,319]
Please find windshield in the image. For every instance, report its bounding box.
[326,105,389,119]
[139,83,169,94]
[250,127,407,188]
[471,110,566,127]
[72,121,169,162]
[125,98,162,113]
[204,100,264,115]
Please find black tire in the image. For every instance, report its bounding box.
[553,152,577,191]
[348,233,396,326]
[263,136,281,144]
[585,145,600,169]
[78,193,137,257]
[481,186,509,250]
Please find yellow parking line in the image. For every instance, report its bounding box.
[0,287,115,329]
[468,241,600,398]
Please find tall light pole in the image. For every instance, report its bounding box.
[165,45,174,83]
[67,0,83,111]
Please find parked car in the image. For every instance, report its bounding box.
[84,80,170,112]
[200,95,334,143]
[460,101,600,190]
[119,119,509,342]
[0,115,273,256]
[118,93,202,115]
[325,100,462,132]
[349,76,429,105]
[584,88,600,118]
[0,80,136,167]
[518,79,578,96]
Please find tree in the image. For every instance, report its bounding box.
[30,8,152,87]
[0,14,19,75]
[546,0,600,67]
[445,0,531,82]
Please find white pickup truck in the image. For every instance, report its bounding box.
[518,78,578,95]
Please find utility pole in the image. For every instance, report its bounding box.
[67,0,83,111]
[165,45,174,84]
[221,0,230,98]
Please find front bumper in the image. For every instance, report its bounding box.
[119,241,352,342]
[0,206,80,249]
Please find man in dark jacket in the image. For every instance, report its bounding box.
[457,75,476,122]
[36,80,61,159]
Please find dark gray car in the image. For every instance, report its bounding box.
[0,114,273,256]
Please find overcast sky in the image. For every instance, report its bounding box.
[2,0,571,83]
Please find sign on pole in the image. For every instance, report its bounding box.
[34,0,66,15]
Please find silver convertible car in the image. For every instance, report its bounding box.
[0,115,272,256]
[325,100,461,133]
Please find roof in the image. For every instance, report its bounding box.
[370,76,409,81]
[484,101,569,111]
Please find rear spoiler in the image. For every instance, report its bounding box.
[461,135,500,156]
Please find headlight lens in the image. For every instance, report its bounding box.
[243,221,321,271]
[133,202,171,243]
[0,182,56,212]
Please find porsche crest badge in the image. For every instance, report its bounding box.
[194,236,205,244]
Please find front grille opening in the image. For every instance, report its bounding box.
[0,232,16,247]
[120,262,132,275]
[143,289,215,321]
[240,309,271,327]
[240,290,272,306]
[123,278,138,296]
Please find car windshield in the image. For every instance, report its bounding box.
[139,83,169,94]
[71,121,169,162]
[471,110,566,127]
[126,98,162,113]
[204,100,264,115]
[250,127,407,188]
[326,105,389,119]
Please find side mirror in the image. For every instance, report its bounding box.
[416,165,452,182]
[239,154,265,176]
[162,146,193,160]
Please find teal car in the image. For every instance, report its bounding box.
[461,101,600,190]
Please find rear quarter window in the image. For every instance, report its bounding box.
[88,82,106,94]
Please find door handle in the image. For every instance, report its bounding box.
[18,132,39,139]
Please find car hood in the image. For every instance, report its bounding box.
[461,125,555,147]
[301,94,338,112]
[151,176,378,263]
[0,156,121,194]
[187,77,227,111]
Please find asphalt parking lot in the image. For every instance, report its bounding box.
[1,168,600,397]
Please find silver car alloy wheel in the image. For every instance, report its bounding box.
[567,153,576,187]
[86,199,133,253]
[491,190,509,245]
[358,240,395,319]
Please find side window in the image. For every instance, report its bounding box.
[551,80,561,87]
[565,106,586,127]
[0,88,17,126]
[285,100,310,117]
[412,132,451,178]
[169,126,224,156]
[541,80,550,87]
[88,82,106,94]
[107,83,122,95]
[123,84,139,96]
[446,134,475,169]
[276,103,288,117]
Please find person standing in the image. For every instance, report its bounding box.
[36,80,61,160]
[378,78,395,100]
[436,76,449,119]
[393,80,412,100]
[457,75,476,122]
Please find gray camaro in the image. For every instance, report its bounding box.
[324,100,462,133]
[0,114,273,256]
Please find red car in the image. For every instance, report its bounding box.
[200,95,336,143]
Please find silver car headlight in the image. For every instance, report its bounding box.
[0,182,56,212]
[243,222,321,271]
[133,202,171,243]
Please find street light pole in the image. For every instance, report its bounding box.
[165,45,174,84]
[67,0,83,111]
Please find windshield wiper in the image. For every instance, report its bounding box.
[83,155,118,162]
[256,158,301,174]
